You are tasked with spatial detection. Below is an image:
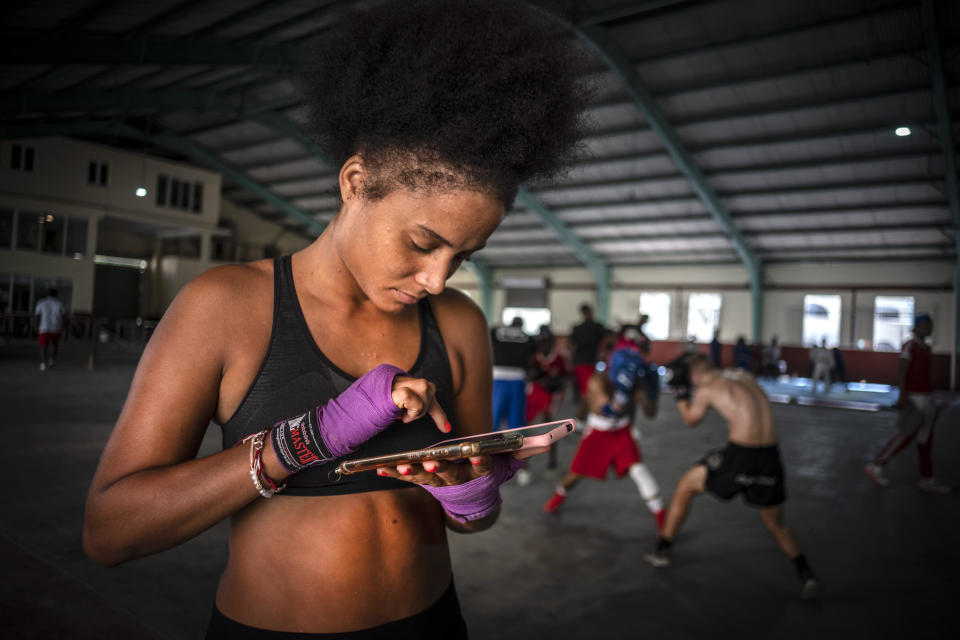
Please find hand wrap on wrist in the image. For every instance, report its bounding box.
[422,454,527,523]
[270,364,407,473]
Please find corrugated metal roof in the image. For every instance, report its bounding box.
[0,0,955,266]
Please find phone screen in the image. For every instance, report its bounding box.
[334,419,573,476]
[431,420,572,448]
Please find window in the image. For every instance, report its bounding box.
[802,294,841,347]
[639,292,671,340]
[156,173,204,213]
[686,293,721,343]
[40,214,64,255]
[156,174,168,206]
[66,216,88,258]
[873,296,914,352]
[192,182,203,212]
[161,236,201,258]
[0,207,13,249]
[87,161,109,186]
[11,144,35,172]
[501,307,551,334]
[16,210,41,250]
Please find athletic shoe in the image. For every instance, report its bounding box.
[642,550,671,568]
[39,363,46,371]
[917,478,952,494]
[515,468,532,487]
[543,491,566,514]
[799,572,822,600]
[864,463,888,487]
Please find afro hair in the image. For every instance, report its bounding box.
[298,0,593,207]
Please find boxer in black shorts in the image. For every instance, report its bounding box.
[700,442,786,506]
[643,354,821,600]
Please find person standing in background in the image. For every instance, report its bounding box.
[733,336,751,370]
[809,338,834,393]
[35,288,66,371]
[526,325,572,475]
[865,314,951,494]
[492,317,538,485]
[710,328,722,368]
[570,304,609,421]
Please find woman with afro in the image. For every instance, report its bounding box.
[83,1,590,637]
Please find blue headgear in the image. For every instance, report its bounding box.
[914,313,932,327]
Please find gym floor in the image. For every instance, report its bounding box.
[2,340,956,639]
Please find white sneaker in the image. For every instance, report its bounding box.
[515,468,532,487]
[643,550,671,568]
[39,362,46,371]
[917,478,952,495]
[800,574,822,600]
[864,463,888,487]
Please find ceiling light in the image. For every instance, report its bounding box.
[895,126,911,137]
[136,187,147,197]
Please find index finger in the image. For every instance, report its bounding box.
[427,399,450,433]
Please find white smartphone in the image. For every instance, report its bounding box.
[333,419,575,476]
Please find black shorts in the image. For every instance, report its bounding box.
[699,442,786,507]
[206,581,468,639]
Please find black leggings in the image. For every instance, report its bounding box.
[206,582,468,639]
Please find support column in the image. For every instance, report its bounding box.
[921,0,960,389]
[465,260,494,325]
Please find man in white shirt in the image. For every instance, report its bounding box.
[35,289,66,371]
[809,338,834,393]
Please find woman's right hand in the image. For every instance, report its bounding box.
[270,365,449,474]
[391,375,450,431]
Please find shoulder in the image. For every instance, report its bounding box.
[174,261,271,314]
[430,287,489,344]
[155,260,274,352]
[900,339,915,359]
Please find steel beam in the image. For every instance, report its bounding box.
[0,34,304,66]
[576,23,764,341]
[463,260,495,324]
[517,187,611,324]
[922,0,960,390]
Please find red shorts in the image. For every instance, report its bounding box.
[38,332,61,347]
[574,364,595,395]
[526,382,552,422]
[570,425,642,480]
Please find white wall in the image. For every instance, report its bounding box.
[0,136,221,231]
[445,260,957,353]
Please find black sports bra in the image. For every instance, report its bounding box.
[220,256,457,496]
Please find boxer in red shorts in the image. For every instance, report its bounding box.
[543,331,665,533]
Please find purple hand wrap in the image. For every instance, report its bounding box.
[422,454,527,523]
[270,364,407,473]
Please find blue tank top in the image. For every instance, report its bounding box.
[220,256,457,496]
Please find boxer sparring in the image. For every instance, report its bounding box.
[543,328,666,534]
[645,354,822,600]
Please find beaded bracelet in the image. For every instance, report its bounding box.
[241,430,286,498]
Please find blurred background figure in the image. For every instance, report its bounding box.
[733,336,751,370]
[761,335,781,378]
[809,338,834,393]
[831,347,847,391]
[865,315,951,494]
[34,288,66,371]
[710,328,722,368]
[569,304,609,423]
[526,325,572,476]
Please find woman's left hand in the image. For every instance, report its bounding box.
[376,451,533,524]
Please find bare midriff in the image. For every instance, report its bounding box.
[216,486,452,633]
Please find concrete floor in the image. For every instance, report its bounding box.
[2,340,957,639]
